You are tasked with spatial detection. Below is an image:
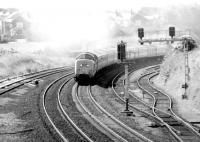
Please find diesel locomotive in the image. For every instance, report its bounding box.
[74,52,98,82]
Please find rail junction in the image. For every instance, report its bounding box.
[1,27,199,141]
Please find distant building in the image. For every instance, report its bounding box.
[0,9,30,43]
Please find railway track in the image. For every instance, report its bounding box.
[76,85,127,142]
[112,66,160,119]
[148,73,200,141]
[0,67,75,141]
[111,66,177,142]
[40,63,145,142]
[0,66,69,84]
[73,57,175,142]
[0,67,72,97]
[42,73,79,142]
[38,56,169,142]
[1,56,167,141]
[58,82,94,142]
[128,66,200,141]
[0,67,72,95]
[76,84,155,142]
[43,71,115,142]
[22,56,170,142]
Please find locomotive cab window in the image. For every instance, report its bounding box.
[76,53,98,62]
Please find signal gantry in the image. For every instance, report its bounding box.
[138,27,197,99]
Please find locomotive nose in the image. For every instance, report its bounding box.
[75,59,93,75]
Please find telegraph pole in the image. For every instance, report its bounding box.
[182,38,190,99]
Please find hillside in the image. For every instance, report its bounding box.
[0,42,77,79]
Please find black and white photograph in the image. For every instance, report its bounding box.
[0,0,200,141]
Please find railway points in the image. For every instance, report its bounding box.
[127,66,200,141]
[2,6,200,142]
[137,27,197,99]
[1,40,200,141]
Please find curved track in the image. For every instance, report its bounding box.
[43,72,116,142]
[42,73,96,142]
[76,85,128,142]
[0,67,71,95]
[112,66,177,142]
[76,84,155,142]
[42,74,72,142]
[39,56,168,142]
[132,66,200,141]
[58,82,94,142]
[0,67,77,141]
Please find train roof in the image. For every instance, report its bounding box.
[76,52,98,60]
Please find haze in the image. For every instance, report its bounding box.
[1,0,200,44]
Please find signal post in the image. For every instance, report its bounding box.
[138,27,193,99]
[117,41,133,116]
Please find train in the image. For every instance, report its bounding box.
[74,47,167,83]
[184,35,197,51]
[173,35,197,51]
[74,52,98,82]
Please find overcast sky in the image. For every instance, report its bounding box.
[1,0,200,10]
[2,0,200,43]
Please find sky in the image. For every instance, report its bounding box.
[2,0,200,10]
[1,0,200,43]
